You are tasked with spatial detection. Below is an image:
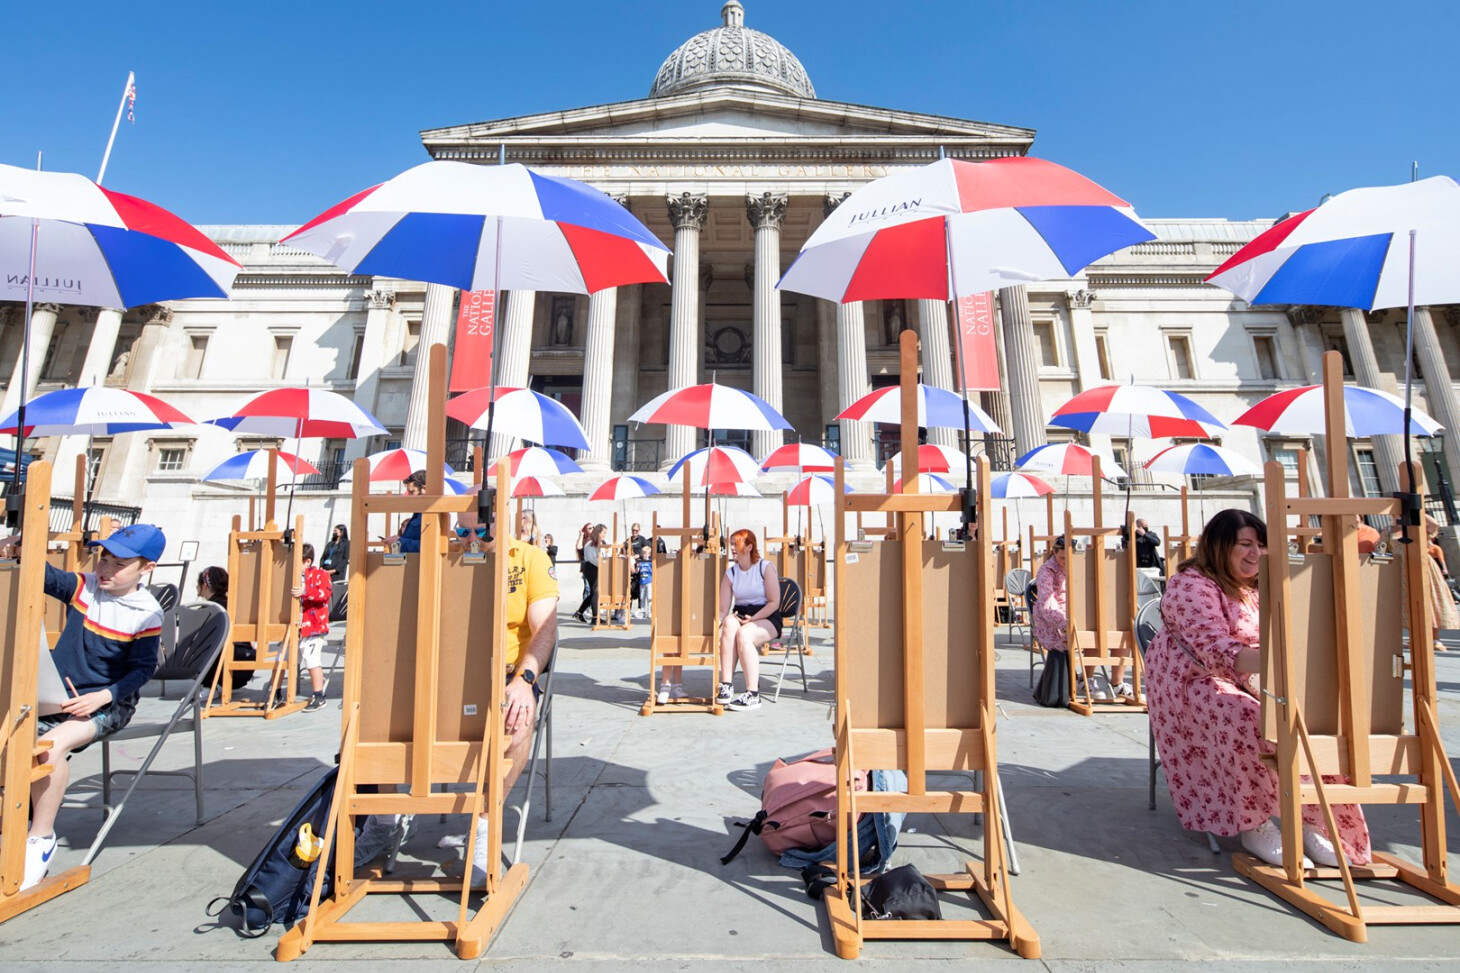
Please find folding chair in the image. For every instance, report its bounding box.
[147,582,180,662]
[508,636,558,863]
[84,601,231,864]
[1023,577,1045,688]
[767,577,808,701]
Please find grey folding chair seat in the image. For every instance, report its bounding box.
[508,636,559,864]
[767,577,809,701]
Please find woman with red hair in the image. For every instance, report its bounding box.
[712,528,780,711]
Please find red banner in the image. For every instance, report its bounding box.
[955,290,1000,391]
[449,289,495,392]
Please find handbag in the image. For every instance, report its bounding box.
[859,863,942,920]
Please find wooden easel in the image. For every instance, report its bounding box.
[1163,486,1197,579]
[825,331,1038,959]
[640,487,724,716]
[801,534,830,629]
[1063,460,1145,716]
[204,509,306,719]
[276,345,526,961]
[594,515,632,631]
[0,463,92,923]
[1235,350,1460,941]
[992,508,1020,621]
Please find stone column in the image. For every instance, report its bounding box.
[998,285,1046,457]
[1412,307,1460,488]
[825,192,873,465]
[747,192,788,457]
[102,305,173,499]
[917,299,958,450]
[982,298,1015,463]
[579,288,618,471]
[665,192,708,464]
[77,308,123,388]
[402,283,455,452]
[481,286,537,457]
[1,303,61,420]
[609,284,643,437]
[1339,307,1402,494]
[345,287,396,462]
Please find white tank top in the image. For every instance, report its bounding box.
[727,559,769,605]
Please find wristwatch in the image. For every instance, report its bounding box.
[517,668,537,687]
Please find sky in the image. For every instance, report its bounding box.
[3,1,1455,228]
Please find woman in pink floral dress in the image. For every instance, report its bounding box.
[1146,509,1371,867]
[1033,537,1069,655]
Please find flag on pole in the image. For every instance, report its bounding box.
[125,72,136,123]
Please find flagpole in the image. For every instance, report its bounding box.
[97,72,135,185]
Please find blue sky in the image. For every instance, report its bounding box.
[4,1,1453,226]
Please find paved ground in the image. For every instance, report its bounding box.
[3,614,1459,971]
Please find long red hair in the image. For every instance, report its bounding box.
[729,528,761,563]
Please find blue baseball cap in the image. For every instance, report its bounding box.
[88,523,166,562]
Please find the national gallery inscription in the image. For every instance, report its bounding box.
[559,164,892,180]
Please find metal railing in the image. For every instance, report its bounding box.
[612,439,662,472]
[49,497,143,533]
[295,459,350,491]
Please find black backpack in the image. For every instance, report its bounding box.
[209,766,340,937]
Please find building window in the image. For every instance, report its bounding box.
[348,330,365,379]
[1353,446,1382,497]
[87,440,110,485]
[384,437,402,452]
[1032,320,1059,368]
[400,320,421,367]
[1252,333,1281,381]
[271,334,294,380]
[1271,447,1300,478]
[1325,334,1355,378]
[181,332,210,379]
[41,328,68,381]
[156,446,190,473]
[1094,331,1114,381]
[1167,333,1195,380]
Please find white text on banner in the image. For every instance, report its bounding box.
[956,290,1000,391]
[449,289,495,392]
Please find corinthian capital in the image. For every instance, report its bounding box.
[1444,307,1460,330]
[1068,289,1094,310]
[823,192,851,218]
[666,192,709,231]
[135,303,174,327]
[746,192,788,231]
[36,303,63,316]
[1284,304,1324,327]
[368,288,397,310]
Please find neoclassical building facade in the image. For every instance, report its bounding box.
[4,1,1458,564]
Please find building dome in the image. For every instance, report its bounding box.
[650,1,816,100]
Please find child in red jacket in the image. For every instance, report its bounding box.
[292,543,332,711]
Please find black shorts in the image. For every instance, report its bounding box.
[733,602,782,639]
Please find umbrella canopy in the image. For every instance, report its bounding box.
[211,388,387,439]
[491,446,583,478]
[1050,385,1226,439]
[339,448,457,483]
[201,449,319,483]
[629,383,791,432]
[1206,176,1460,312]
[892,473,956,494]
[0,162,240,308]
[1016,442,1127,478]
[510,475,566,498]
[0,387,194,436]
[691,481,762,497]
[1233,385,1442,437]
[1144,443,1263,478]
[883,443,971,474]
[988,471,1055,498]
[445,386,591,450]
[666,445,761,486]
[282,161,670,294]
[786,474,851,507]
[759,442,841,473]
[836,384,1001,432]
[778,157,1155,301]
[588,475,661,502]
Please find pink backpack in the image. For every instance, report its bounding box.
[721,748,869,862]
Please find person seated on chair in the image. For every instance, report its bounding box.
[384,471,427,553]
[196,565,255,693]
[290,543,331,712]
[1145,508,1372,868]
[354,486,559,887]
[0,524,166,891]
[707,528,781,712]
[1354,514,1381,555]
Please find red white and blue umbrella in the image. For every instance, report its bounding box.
[0,162,241,308]
[1144,443,1262,478]
[778,157,1155,301]
[446,386,590,450]
[692,481,762,497]
[510,475,565,498]
[1050,385,1225,439]
[201,449,319,483]
[0,387,194,436]
[786,474,851,507]
[666,445,761,486]
[1206,176,1460,313]
[989,471,1055,498]
[759,442,841,473]
[282,161,670,294]
[589,475,661,502]
[630,383,791,432]
[1016,442,1126,478]
[892,473,956,494]
[210,388,387,440]
[1233,385,1442,437]
[491,446,583,478]
[884,443,971,474]
[339,447,457,483]
[836,384,1001,432]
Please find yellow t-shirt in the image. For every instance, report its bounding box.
[504,539,558,668]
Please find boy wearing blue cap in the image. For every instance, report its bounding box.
[0,523,165,890]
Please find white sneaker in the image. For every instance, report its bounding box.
[656,685,671,705]
[1112,682,1135,700]
[1303,825,1341,867]
[1089,675,1114,701]
[727,691,761,711]
[21,833,58,891]
[1241,819,1312,868]
[470,818,492,888]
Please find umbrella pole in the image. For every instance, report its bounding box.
[480,217,507,471]
[281,417,301,544]
[1399,229,1419,544]
[942,218,976,537]
[6,211,41,530]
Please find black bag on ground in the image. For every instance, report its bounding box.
[1033,649,1070,708]
[208,766,339,937]
[860,863,942,920]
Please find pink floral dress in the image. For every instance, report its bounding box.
[1033,557,1068,653]
[1146,569,1372,862]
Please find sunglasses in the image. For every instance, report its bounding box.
[454,526,490,539]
